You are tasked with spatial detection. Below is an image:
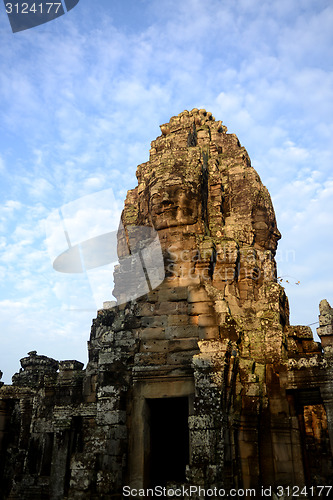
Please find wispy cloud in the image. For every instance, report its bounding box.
[0,0,332,381]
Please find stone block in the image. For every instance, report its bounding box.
[239,441,256,459]
[168,338,198,352]
[165,325,198,339]
[198,340,229,353]
[146,289,159,302]
[214,300,230,313]
[69,469,93,491]
[198,314,218,327]
[318,324,333,337]
[187,286,210,303]
[188,415,214,430]
[167,314,189,326]
[134,352,167,365]
[158,286,188,301]
[199,326,220,340]
[178,275,201,286]
[167,350,198,365]
[287,325,313,339]
[190,429,216,462]
[141,315,168,328]
[156,301,188,315]
[59,360,84,371]
[96,409,126,426]
[245,383,260,397]
[140,327,165,340]
[302,339,321,353]
[136,302,156,316]
[140,340,170,353]
[188,302,214,315]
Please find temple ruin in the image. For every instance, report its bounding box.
[1,109,333,499]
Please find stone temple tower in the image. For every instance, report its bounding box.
[1,109,333,499]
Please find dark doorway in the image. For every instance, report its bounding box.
[147,397,189,487]
[287,388,333,486]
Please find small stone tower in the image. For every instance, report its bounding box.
[1,110,333,499]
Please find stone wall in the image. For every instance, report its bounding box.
[0,110,333,499]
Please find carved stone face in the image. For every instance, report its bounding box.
[252,207,281,251]
[150,184,199,230]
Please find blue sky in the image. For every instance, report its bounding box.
[0,0,333,383]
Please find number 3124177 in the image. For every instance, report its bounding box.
[276,486,332,497]
[5,3,62,14]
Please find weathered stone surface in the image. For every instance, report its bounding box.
[0,110,333,498]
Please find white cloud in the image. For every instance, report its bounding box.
[0,200,22,214]
[26,178,53,199]
[0,297,92,383]
[0,0,333,380]
[0,155,5,172]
